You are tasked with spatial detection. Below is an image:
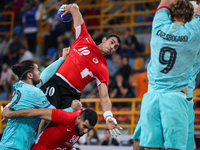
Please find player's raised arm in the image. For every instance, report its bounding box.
[157,0,175,9]
[60,3,84,28]
[196,2,200,15]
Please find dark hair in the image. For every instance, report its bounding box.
[171,0,194,23]
[106,34,121,44]
[80,109,98,126]
[11,60,36,80]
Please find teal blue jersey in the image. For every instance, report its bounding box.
[148,7,200,92]
[0,57,65,149]
[0,81,52,150]
[187,50,200,98]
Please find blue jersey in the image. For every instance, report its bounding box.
[0,81,52,150]
[148,7,200,92]
[0,57,65,149]
[187,50,200,98]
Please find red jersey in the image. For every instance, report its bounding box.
[31,109,82,150]
[56,23,109,92]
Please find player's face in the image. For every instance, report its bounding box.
[76,119,94,136]
[32,64,41,86]
[101,37,119,55]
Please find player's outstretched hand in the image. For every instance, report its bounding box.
[71,100,82,112]
[62,47,71,59]
[106,117,123,137]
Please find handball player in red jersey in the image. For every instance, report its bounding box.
[41,3,122,136]
[2,101,97,150]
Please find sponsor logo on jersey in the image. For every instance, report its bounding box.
[172,27,177,30]
[86,38,90,43]
[93,57,98,64]
[64,135,79,146]
[69,135,79,145]
[42,100,48,104]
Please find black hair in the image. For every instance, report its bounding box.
[106,34,121,44]
[80,109,98,126]
[11,60,36,80]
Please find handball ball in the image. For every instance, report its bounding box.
[57,10,73,23]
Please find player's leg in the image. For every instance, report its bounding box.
[133,140,144,150]
[139,92,163,149]
[161,92,189,150]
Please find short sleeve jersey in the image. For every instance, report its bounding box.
[148,7,200,92]
[32,110,82,150]
[0,81,52,150]
[56,22,109,92]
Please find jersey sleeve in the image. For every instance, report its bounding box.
[96,67,109,87]
[186,15,200,37]
[36,57,65,88]
[63,107,73,112]
[152,7,171,29]
[51,109,74,125]
[73,22,89,40]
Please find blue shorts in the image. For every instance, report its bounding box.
[132,118,141,140]
[186,99,194,150]
[139,92,189,150]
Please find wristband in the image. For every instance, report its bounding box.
[195,14,200,18]
[103,111,113,120]
[106,116,112,122]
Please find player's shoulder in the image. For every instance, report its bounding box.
[26,86,45,99]
[155,6,170,14]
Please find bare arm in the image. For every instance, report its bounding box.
[2,107,52,121]
[98,83,112,113]
[196,3,200,15]
[61,3,84,28]
[157,0,175,9]
[98,83,122,133]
